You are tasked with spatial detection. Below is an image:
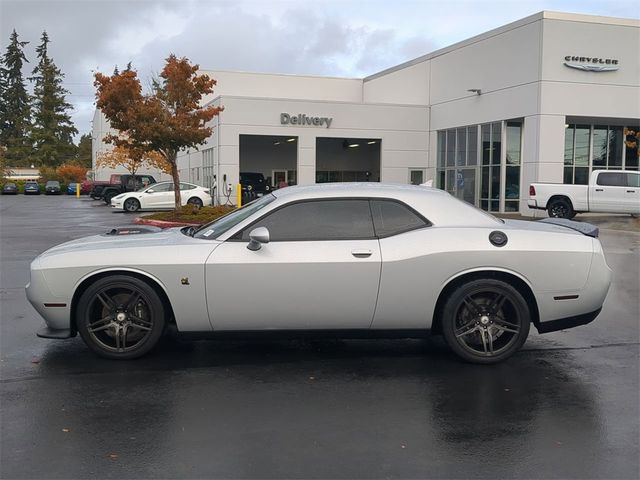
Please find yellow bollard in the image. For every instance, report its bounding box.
[76,182,80,198]
[236,183,242,207]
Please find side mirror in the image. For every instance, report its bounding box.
[247,227,270,251]
[146,189,154,193]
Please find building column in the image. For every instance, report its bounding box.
[297,135,316,185]
[521,114,566,216]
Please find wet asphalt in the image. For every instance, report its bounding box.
[0,195,638,479]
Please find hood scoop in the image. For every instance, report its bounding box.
[538,218,599,238]
[103,226,163,236]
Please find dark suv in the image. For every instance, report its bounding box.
[101,174,157,204]
[240,172,270,195]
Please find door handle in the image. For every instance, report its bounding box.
[595,189,604,192]
[351,249,373,258]
[626,190,636,193]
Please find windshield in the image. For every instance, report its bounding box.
[194,194,276,239]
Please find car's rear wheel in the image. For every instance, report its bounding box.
[124,198,140,212]
[76,275,166,360]
[103,192,116,204]
[441,279,530,364]
[187,197,203,208]
[548,198,575,219]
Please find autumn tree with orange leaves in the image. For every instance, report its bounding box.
[96,144,170,177]
[94,55,223,210]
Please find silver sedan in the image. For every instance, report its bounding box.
[26,183,612,363]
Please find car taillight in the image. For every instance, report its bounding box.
[203,188,210,193]
[529,185,536,196]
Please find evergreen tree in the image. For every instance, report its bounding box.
[29,31,77,166]
[0,30,32,166]
[75,133,92,168]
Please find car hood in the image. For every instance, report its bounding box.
[37,227,213,259]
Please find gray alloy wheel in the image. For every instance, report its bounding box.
[76,275,166,360]
[124,198,140,212]
[548,198,575,219]
[442,279,530,364]
[187,197,203,208]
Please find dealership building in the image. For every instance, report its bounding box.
[92,11,640,215]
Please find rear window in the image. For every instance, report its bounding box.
[597,172,626,187]
[370,199,429,237]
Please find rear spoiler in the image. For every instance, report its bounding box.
[538,218,599,238]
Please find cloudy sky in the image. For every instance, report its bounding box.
[0,0,635,140]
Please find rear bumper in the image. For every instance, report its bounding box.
[37,326,76,339]
[536,307,602,333]
[528,199,545,210]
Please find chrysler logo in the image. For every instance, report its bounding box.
[564,56,619,72]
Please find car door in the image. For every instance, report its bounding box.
[589,172,627,212]
[143,183,173,209]
[624,172,640,214]
[205,199,382,330]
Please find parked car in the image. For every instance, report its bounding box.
[2,182,18,195]
[45,180,61,195]
[101,174,157,204]
[110,181,211,212]
[89,181,111,199]
[27,184,611,363]
[67,180,95,195]
[240,172,271,195]
[24,181,40,195]
[529,170,640,218]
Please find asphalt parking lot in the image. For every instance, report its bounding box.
[1,195,638,479]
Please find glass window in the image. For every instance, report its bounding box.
[482,124,490,165]
[627,172,640,187]
[446,130,455,167]
[505,167,520,199]
[195,194,275,239]
[506,122,521,165]
[437,131,446,168]
[575,167,589,185]
[409,169,425,185]
[597,172,626,187]
[370,200,428,237]
[574,125,590,167]
[180,183,196,190]
[147,183,172,192]
[564,125,575,166]
[456,128,466,166]
[625,127,639,169]
[467,126,478,166]
[491,122,502,165]
[240,200,375,242]
[592,126,608,168]
[609,126,623,167]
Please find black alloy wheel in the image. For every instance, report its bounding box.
[76,275,166,359]
[548,198,575,219]
[124,198,141,212]
[442,279,530,364]
[187,197,204,208]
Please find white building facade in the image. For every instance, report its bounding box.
[93,11,640,215]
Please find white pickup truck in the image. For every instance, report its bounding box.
[528,170,640,219]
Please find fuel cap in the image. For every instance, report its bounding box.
[489,230,508,247]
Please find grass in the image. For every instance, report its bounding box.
[143,205,235,224]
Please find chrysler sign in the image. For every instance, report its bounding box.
[564,55,619,72]
[281,113,333,128]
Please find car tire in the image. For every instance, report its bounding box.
[187,197,203,208]
[547,198,575,219]
[124,198,141,213]
[441,278,531,364]
[76,275,166,360]
[103,192,116,205]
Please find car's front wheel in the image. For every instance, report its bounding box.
[441,279,531,364]
[124,198,140,212]
[187,197,203,208]
[76,275,166,359]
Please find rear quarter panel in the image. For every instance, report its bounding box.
[372,226,593,329]
[532,183,589,211]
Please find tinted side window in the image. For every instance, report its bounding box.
[597,172,626,186]
[240,200,375,241]
[627,173,640,188]
[180,183,196,190]
[371,200,428,237]
[150,183,172,192]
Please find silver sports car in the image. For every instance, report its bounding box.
[26,184,612,363]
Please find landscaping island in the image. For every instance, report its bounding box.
[134,205,235,228]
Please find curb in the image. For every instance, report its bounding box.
[134,217,200,228]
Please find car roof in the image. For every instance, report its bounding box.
[271,183,500,227]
